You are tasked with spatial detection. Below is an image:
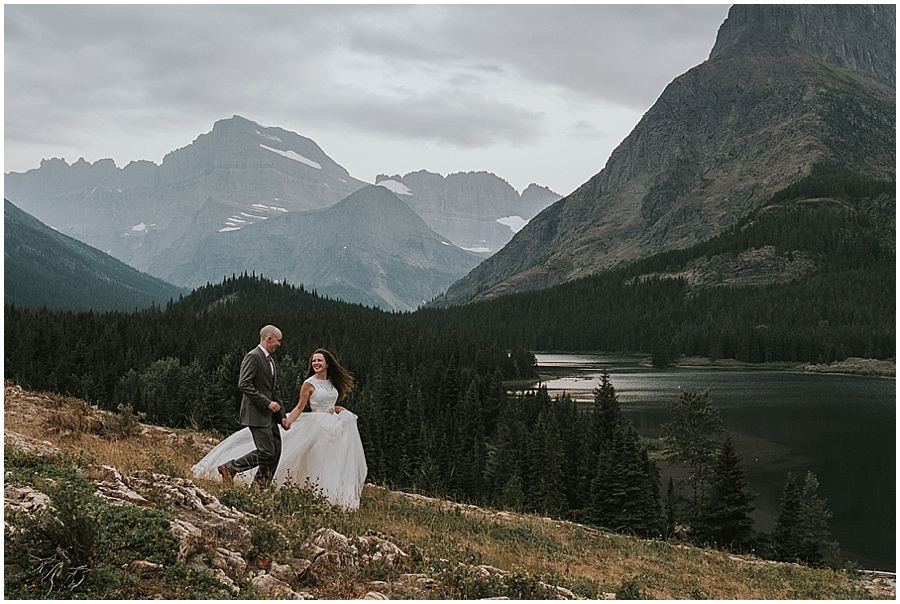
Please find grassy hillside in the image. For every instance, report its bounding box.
[4,383,892,600]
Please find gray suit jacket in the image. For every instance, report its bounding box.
[238,345,286,427]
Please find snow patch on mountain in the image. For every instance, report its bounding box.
[256,130,283,143]
[376,180,413,196]
[496,216,528,233]
[259,144,322,169]
[132,223,147,232]
[252,203,289,213]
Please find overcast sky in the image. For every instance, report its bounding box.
[5,4,731,196]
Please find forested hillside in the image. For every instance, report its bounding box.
[5,275,537,507]
[408,168,895,364]
[4,199,185,312]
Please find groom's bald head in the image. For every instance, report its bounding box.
[259,325,282,353]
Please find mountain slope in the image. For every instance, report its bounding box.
[4,199,185,311]
[433,4,895,306]
[151,186,483,310]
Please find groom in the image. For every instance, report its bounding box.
[218,325,289,487]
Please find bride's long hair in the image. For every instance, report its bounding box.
[307,348,354,401]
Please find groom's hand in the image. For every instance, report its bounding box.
[282,418,291,430]
[268,401,281,413]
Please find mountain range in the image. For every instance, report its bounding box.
[433,3,895,306]
[5,5,893,314]
[5,116,368,269]
[375,171,559,253]
[4,199,184,311]
[4,115,558,310]
[152,185,483,310]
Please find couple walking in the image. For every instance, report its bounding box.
[192,325,367,509]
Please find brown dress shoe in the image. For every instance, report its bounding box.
[218,464,234,486]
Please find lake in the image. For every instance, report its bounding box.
[535,353,896,571]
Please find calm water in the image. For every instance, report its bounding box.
[535,353,896,571]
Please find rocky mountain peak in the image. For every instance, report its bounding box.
[374,170,560,254]
[433,4,895,306]
[709,4,895,88]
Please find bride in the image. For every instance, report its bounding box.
[193,348,368,509]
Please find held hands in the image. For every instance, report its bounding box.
[282,417,291,430]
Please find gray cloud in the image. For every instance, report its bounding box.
[4,4,730,191]
[317,87,547,147]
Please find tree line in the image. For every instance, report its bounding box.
[4,275,535,434]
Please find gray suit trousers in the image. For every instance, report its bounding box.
[229,422,282,486]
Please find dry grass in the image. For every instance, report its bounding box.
[4,381,891,600]
[3,382,218,477]
[332,488,877,599]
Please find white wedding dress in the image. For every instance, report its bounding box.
[192,376,368,509]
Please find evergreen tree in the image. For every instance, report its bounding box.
[552,394,587,514]
[589,424,662,537]
[651,339,674,367]
[663,389,725,520]
[665,478,678,538]
[694,436,756,550]
[453,381,487,500]
[527,409,567,517]
[587,375,662,537]
[798,471,839,568]
[772,472,804,563]
[194,351,243,432]
[485,402,523,506]
[583,372,620,503]
[592,373,621,447]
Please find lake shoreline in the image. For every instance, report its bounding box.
[671,356,895,378]
[534,352,896,572]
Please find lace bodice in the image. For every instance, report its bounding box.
[305,376,338,413]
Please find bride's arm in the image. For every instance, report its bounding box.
[287,382,315,424]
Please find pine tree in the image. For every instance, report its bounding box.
[665,478,678,538]
[694,436,756,550]
[798,471,838,568]
[583,373,620,503]
[589,424,662,537]
[772,470,839,567]
[663,389,725,519]
[485,402,523,506]
[453,381,486,500]
[527,409,567,517]
[772,472,803,563]
[651,339,674,367]
[587,375,662,537]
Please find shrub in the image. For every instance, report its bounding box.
[4,448,183,598]
[105,403,145,439]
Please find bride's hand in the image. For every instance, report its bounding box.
[335,405,345,413]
